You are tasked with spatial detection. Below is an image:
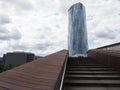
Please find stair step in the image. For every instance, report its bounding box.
[67,68,114,71]
[64,79,120,86]
[63,57,120,90]
[68,64,104,66]
[65,75,120,80]
[65,75,120,78]
[66,71,120,75]
[63,87,120,90]
[67,66,110,68]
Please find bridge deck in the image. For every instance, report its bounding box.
[0,50,67,90]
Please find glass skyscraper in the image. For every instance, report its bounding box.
[68,2,88,57]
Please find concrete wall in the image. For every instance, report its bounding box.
[4,53,27,68]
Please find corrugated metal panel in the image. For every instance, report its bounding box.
[0,50,67,90]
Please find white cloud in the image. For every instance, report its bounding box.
[0,0,120,56]
[84,0,120,48]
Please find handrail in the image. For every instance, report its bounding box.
[59,54,68,90]
[55,53,68,90]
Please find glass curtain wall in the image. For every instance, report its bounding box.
[68,2,88,57]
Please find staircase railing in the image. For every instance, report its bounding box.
[55,53,68,90]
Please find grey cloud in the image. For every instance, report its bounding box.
[0,27,21,40]
[55,24,60,28]
[11,44,27,50]
[44,26,51,31]
[0,15,11,25]
[34,43,52,51]
[54,13,60,16]
[96,29,117,40]
[97,33,115,39]
[2,0,33,10]
[37,27,52,38]
[0,28,9,33]
[59,0,80,14]
[87,16,94,21]
[16,1,33,10]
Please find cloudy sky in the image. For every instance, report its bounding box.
[0,0,120,56]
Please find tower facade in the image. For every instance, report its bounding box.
[68,3,88,57]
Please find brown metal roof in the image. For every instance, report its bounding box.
[90,49,120,55]
[0,49,67,90]
[97,42,120,49]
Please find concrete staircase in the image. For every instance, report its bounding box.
[63,57,120,90]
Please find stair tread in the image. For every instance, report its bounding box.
[68,64,104,66]
[65,75,120,80]
[65,75,120,78]
[63,87,120,90]
[65,79,120,84]
[67,66,110,68]
[67,71,119,73]
[67,68,114,71]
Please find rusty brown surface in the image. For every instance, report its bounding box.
[88,49,120,71]
[90,49,120,54]
[96,42,120,49]
[0,49,67,90]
